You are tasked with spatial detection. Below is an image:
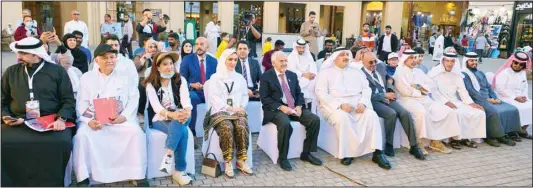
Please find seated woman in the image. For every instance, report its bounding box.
[142,52,193,185]
[53,50,82,97]
[204,49,253,178]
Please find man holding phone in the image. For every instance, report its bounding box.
[300,11,323,55]
[2,37,76,186]
[136,9,166,47]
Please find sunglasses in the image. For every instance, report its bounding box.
[513,61,526,67]
[73,13,80,15]
[368,60,376,65]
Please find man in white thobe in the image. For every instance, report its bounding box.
[493,52,532,140]
[287,39,318,110]
[204,16,219,56]
[432,31,444,61]
[74,44,147,186]
[92,34,139,88]
[315,48,391,169]
[64,10,89,48]
[427,52,486,149]
[393,50,460,154]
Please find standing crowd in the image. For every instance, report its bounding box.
[2,8,532,187]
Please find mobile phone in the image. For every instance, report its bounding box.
[3,116,18,121]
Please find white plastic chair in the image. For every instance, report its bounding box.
[200,80,254,170]
[256,107,307,164]
[144,98,196,179]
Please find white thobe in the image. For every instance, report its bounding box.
[206,73,249,115]
[74,69,146,184]
[495,68,532,125]
[315,65,382,158]
[395,66,460,140]
[205,21,219,55]
[432,72,486,139]
[67,67,82,97]
[93,54,139,87]
[287,55,318,104]
[64,20,89,48]
[432,35,445,61]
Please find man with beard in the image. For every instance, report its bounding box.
[287,39,318,109]
[358,23,376,52]
[427,52,486,149]
[493,52,533,141]
[179,37,218,146]
[165,32,180,54]
[317,39,334,60]
[360,51,425,159]
[300,11,323,55]
[136,9,166,47]
[462,52,519,147]
[377,25,399,62]
[72,30,92,64]
[315,48,390,168]
[262,40,285,71]
[2,37,76,186]
[235,41,262,101]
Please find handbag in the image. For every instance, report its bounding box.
[201,125,222,178]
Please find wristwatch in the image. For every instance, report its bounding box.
[57,116,67,122]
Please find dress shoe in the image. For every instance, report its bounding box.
[409,146,426,160]
[340,158,353,166]
[384,144,395,157]
[485,138,501,147]
[498,136,516,146]
[417,139,428,155]
[372,153,391,170]
[301,154,323,166]
[279,159,293,171]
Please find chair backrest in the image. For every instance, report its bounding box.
[143,96,151,134]
[485,72,495,86]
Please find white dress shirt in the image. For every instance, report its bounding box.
[382,34,392,52]
[275,69,290,104]
[64,20,89,48]
[240,58,254,88]
[146,78,192,122]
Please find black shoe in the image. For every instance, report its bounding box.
[449,139,463,150]
[340,158,353,166]
[136,178,150,187]
[372,153,391,170]
[301,154,323,166]
[77,179,90,187]
[409,146,426,160]
[384,144,395,157]
[279,159,293,171]
[485,138,501,147]
[498,136,516,146]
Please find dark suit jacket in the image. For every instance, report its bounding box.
[377,34,399,53]
[361,63,393,104]
[179,53,217,88]
[235,57,262,91]
[259,69,305,125]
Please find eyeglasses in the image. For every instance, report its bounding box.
[367,60,376,65]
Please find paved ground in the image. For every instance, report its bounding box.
[2,47,532,186]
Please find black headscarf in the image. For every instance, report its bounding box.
[180,40,193,58]
[58,33,88,73]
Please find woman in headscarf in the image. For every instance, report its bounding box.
[57,33,88,73]
[180,40,193,58]
[142,52,193,185]
[203,49,253,178]
[134,38,160,78]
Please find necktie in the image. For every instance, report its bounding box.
[372,71,384,93]
[200,58,206,84]
[279,74,295,109]
[242,59,249,85]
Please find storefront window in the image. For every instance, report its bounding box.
[513,9,532,50]
[279,3,306,34]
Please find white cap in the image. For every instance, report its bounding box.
[388,52,399,60]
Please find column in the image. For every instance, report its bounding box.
[384,2,403,36]
[2,2,22,30]
[342,2,362,45]
[168,2,185,33]
[85,2,107,46]
[217,1,234,34]
[263,2,279,33]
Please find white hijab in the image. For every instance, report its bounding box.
[211,49,238,80]
[462,52,481,91]
[320,48,354,70]
[427,52,464,79]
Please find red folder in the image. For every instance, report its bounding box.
[93,97,118,124]
[37,114,75,129]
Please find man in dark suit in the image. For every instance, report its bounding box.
[259,51,322,171]
[377,25,399,62]
[235,40,262,101]
[360,51,425,160]
[180,37,218,141]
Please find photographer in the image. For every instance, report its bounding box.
[240,13,262,58]
[300,11,323,55]
[136,9,167,47]
[14,16,41,41]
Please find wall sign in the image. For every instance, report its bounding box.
[515,2,532,11]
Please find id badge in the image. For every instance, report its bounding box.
[25,100,40,119]
[227,98,233,107]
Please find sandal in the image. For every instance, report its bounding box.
[449,140,462,150]
[509,133,522,142]
[518,132,533,140]
[463,139,478,148]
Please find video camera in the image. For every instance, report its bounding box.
[242,11,254,26]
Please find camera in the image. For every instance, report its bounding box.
[242,12,254,26]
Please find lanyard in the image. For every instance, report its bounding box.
[24,63,45,100]
[224,81,234,94]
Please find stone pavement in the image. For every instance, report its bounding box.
[2,47,532,187]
